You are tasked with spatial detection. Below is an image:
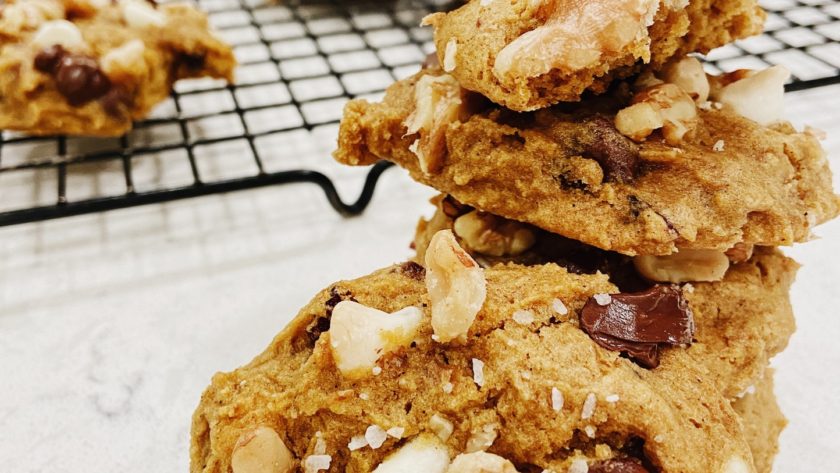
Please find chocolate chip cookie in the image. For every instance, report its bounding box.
[0,0,235,136]
[192,232,759,473]
[424,0,765,110]
[334,62,840,256]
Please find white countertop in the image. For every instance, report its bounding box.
[1,85,839,472]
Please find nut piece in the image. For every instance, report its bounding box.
[633,249,730,283]
[660,56,710,103]
[404,74,464,174]
[425,230,487,343]
[100,39,147,80]
[711,65,790,125]
[429,413,455,441]
[617,83,698,145]
[447,451,519,473]
[373,434,450,473]
[724,243,754,263]
[231,427,294,473]
[329,301,423,379]
[453,211,536,257]
[31,20,85,51]
[119,0,166,29]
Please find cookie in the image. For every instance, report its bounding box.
[732,371,786,473]
[334,62,840,256]
[192,231,758,473]
[424,0,765,110]
[415,196,797,399]
[0,0,235,136]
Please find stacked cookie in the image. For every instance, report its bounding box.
[191,1,840,472]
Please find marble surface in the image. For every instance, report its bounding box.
[1,85,839,472]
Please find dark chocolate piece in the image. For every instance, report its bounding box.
[35,45,111,106]
[580,285,694,368]
[590,458,650,473]
[583,116,640,182]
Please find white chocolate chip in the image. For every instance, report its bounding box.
[443,39,458,73]
[429,414,454,441]
[425,230,487,343]
[32,20,85,51]
[372,435,450,473]
[231,427,295,473]
[448,451,519,473]
[328,301,423,379]
[712,65,790,125]
[633,249,730,283]
[119,0,166,28]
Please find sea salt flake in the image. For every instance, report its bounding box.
[584,425,597,438]
[552,298,568,315]
[372,366,382,376]
[386,426,405,439]
[472,358,485,387]
[443,382,454,394]
[551,387,564,412]
[359,392,370,400]
[512,309,535,325]
[348,435,368,451]
[521,371,532,380]
[593,294,612,306]
[365,425,388,449]
[581,393,597,419]
[605,394,620,403]
[569,459,589,473]
[713,140,725,152]
[304,454,331,472]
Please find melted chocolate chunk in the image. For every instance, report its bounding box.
[589,458,650,473]
[34,45,111,106]
[179,52,207,70]
[100,87,131,117]
[579,285,694,368]
[583,116,639,183]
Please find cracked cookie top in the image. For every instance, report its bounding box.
[191,233,757,473]
[423,0,764,110]
[334,62,840,256]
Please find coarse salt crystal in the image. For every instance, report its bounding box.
[365,425,388,449]
[584,425,597,438]
[512,309,535,325]
[443,39,457,72]
[348,435,368,451]
[552,298,568,315]
[472,358,485,387]
[386,426,405,439]
[359,392,370,400]
[521,371,532,380]
[581,393,597,419]
[304,454,332,472]
[654,434,665,443]
[605,394,620,403]
[713,140,725,152]
[372,366,382,376]
[314,431,326,455]
[443,382,454,394]
[593,294,612,306]
[569,459,589,473]
[551,387,564,412]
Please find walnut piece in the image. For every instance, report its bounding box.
[660,56,710,103]
[634,249,730,283]
[453,211,536,257]
[101,39,147,80]
[329,301,423,379]
[404,74,464,174]
[725,243,754,263]
[372,435,450,473]
[447,451,519,473]
[710,65,789,125]
[616,83,698,145]
[425,230,487,343]
[231,427,295,473]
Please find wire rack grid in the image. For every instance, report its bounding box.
[0,0,839,227]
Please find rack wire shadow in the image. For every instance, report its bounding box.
[1,0,839,227]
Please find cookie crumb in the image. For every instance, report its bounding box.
[605,394,620,403]
[386,427,405,439]
[804,125,827,140]
[365,425,388,449]
[304,454,331,472]
[569,459,589,473]
[713,140,725,152]
[551,387,564,412]
[581,393,597,419]
[472,358,485,387]
[593,294,612,306]
[512,309,535,325]
[552,298,569,315]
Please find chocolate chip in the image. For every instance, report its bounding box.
[583,116,639,183]
[324,286,355,316]
[590,458,650,473]
[100,87,131,117]
[398,261,425,281]
[579,285,694,368]
[34,45,66,74]
[179,52,206,70]
[34,46,111,106]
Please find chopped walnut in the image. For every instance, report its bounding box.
[447,451,518,473]
[328,301,423,379]
[724,243,754,263]
[710,65,790,125]
[616,83,698,145]
[660,56,710,103]
[493,0,660,85]
[404,74,464,174]
[425,230,487,343]
[453,210,536,257]
[231,427,295,473]
[633,249,730,283]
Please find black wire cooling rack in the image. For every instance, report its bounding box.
[1,0,839,227]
